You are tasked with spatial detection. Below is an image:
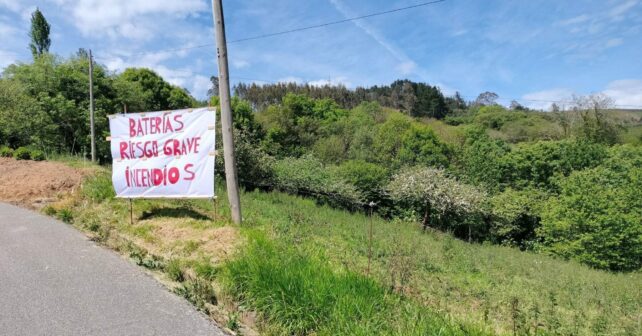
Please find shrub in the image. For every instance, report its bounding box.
[539,164,642,271]
[0,146,13,157]
[398,123,451,167]
[489,188,547,249]
[388,167,486,232]
[334,160,388,203]
[234,130,275,188]
[272,155,362,208]
[13,147,31,160]
[29,148,45,161]
[459,128,510,190]
[473,105,524,129]
[57,208,74,223]
[501,139,608,190]
[500,116,563,143]
[82,171,116,201]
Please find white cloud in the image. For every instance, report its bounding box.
[602,79,642,107]
[191,74,211,99]
[117,22,153,41]
[558,14,591,26]
[605,37,624,48]
[522,88,575,110]
[396,61,417,75]
[0,0,21,12]
[20,6,37,22]
[609,0,639,19]
[57,0,207,40]
[232,59,250,69]
[0,50,18,69]
[522,80,642,110]
[100,52,213,99]
[307,76,351,87]
[0,21,16,38]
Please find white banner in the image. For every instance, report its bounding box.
[108,107,216,198]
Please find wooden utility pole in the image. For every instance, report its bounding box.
[88,49,96,163]
[211,0,242,224]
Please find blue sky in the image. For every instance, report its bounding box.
[1,0,641,109]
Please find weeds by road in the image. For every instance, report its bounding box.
[39,160,642,335]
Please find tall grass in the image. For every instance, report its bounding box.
[65,168,642,335]
[224,233,490,336]
[237,190,642,335]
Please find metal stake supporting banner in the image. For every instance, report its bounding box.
[213,196,218,221]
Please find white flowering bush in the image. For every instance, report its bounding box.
[387,167,486,231]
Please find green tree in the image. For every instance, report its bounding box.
[571,94,621,145]
[539,163,642,271]
[260,94,346,157]
[0,79,52,148]
[2,54,118,160]
[501,140,608,190]
[459,127,510,191]
[116,68,196,112]
[29,8,51,58]
[489,188,547,249]
[397,123,450,167]
[372,113,412,166]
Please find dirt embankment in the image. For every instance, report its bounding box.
[0,158,85,208]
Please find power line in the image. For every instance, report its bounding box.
[228,0,447,43]
[89,0,447,60]
[35,50,642,109]
[460,95,642,109]
[100,44,215,58]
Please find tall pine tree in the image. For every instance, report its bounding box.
[29,8,51,58]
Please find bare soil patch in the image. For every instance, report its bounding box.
[0,158,85,208]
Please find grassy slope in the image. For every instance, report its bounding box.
[52,165,641,335]
[239,191,641,335]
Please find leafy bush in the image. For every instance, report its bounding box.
[489,188,547,249]
[501,139,608,190]
[0,146,13,157]
[459,127,510,190]
[13,147,31,160]
[334,160,388,203]
[29,148,45,161]
[272,155,362,208]
[539,164,642,271]
[234,130,275,188]
[500,115,563,143]
[443,115,472,126]
[57,208,74,223]
[398,123,450,167]
[473,105,524,129]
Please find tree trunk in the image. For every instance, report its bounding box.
[422,202,431,232]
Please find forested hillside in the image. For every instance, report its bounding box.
[1,53,641,273]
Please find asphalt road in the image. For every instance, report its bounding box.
[0,202,226,336]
